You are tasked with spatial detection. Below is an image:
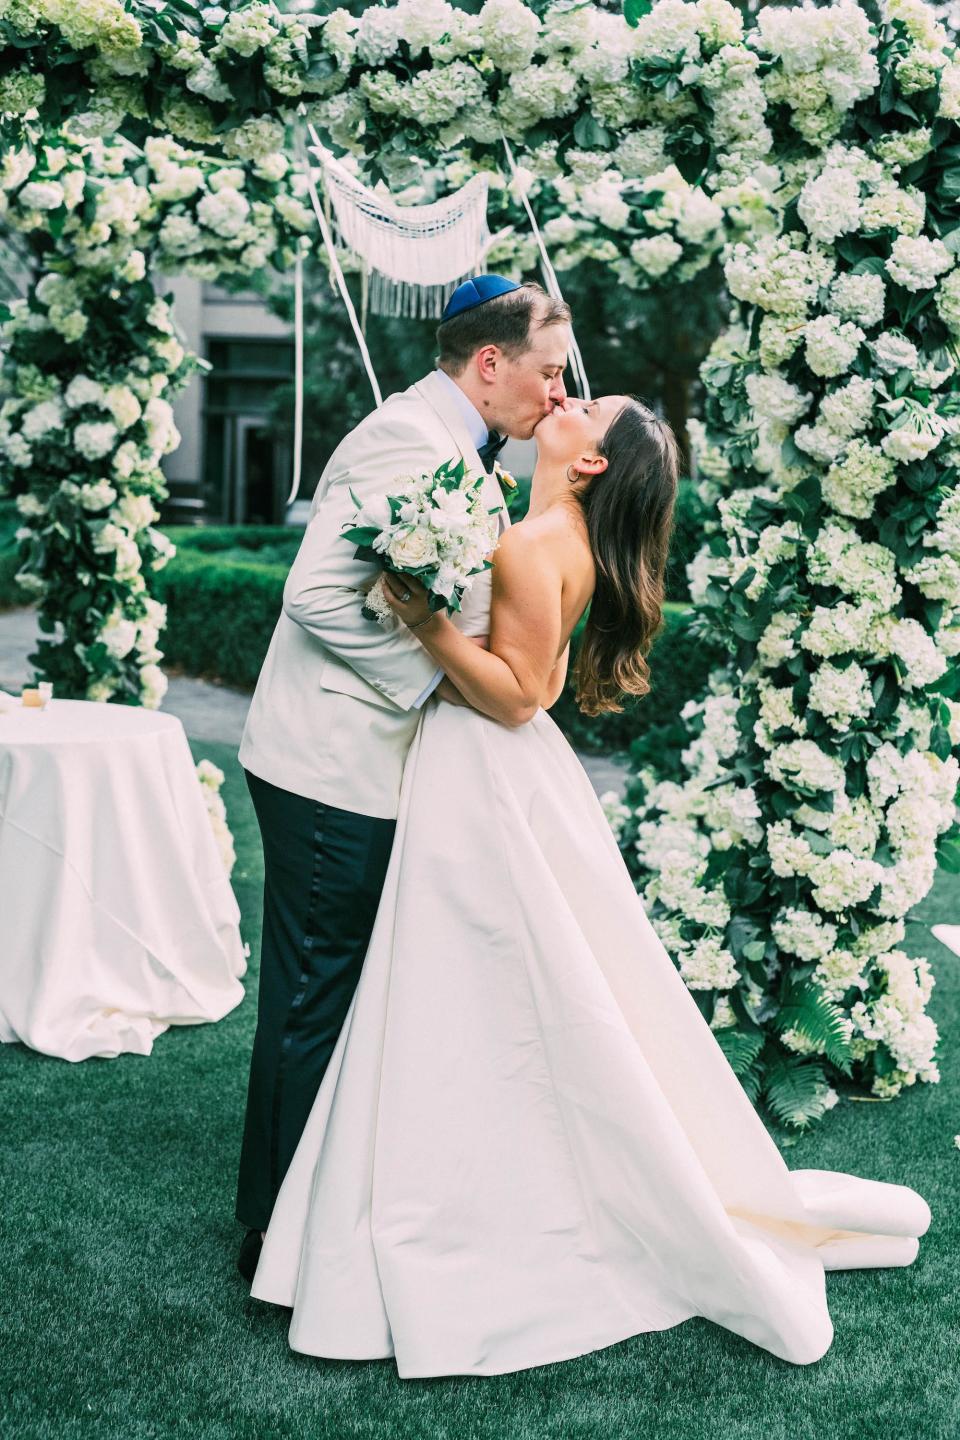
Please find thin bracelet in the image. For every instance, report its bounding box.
[408,612,434,631]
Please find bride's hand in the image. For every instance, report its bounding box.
[381,570,433,629]
[436,676,474,708]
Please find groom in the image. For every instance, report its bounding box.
[234,275,572,1279]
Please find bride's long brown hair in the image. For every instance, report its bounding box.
[573,397,681,717]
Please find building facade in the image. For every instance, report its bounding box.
[159,274,306,527]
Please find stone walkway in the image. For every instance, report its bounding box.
[0,605,629,798]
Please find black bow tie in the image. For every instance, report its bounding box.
[477,429,508,474]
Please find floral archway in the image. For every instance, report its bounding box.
[1,0,958,1128]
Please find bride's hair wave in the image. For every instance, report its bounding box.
[573,396,681,718]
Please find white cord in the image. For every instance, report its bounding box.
[499,130,592,401]
[285,235,307,509]
[295,116,384,425]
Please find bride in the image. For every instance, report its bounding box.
[250,393,931,1377]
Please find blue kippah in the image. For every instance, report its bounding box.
[441,274,522,322]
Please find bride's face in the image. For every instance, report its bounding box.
[533,394,630,469]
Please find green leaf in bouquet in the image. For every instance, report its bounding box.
[624,0,654,24]
[341,525,380,547]
[352,543,381,564]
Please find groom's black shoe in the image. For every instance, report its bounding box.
[237,1228,263,1285]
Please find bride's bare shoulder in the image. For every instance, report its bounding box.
[497,508,591,571]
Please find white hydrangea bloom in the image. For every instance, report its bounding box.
[822,439,897,520]
[807,522,901,611]
[478,0,541,71]
[21,399,64,440]
[726,235,835,317]
[765,738,846,794]
[678,936,740,991]
[860,179,926,235]
[629,233,682,277]
[869,331,919,373]
[808,659,874,729]
[814,946,868,1000]
[772,905,838,962]
[100,609,138,660]
[903,552,960,604]
[614,128,668,178]
[828,270,886,328]
[803,314,865,377]
[745,371,812,425]
[817,375,875,438]
[797,164,861,242]
[757,611,802,667]
[74,420,118,460]
[78,479,118,511]
[801,600,875,657]
[140,662,168,710]
[885,233,953,291]
[631,0,703,64]
[579,176,630,231]
[19,180,65,211]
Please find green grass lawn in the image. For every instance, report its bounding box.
[2,739,958,1439]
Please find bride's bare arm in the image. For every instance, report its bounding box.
[383,529,563,727]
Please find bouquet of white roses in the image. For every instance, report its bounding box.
[342,457,500,625]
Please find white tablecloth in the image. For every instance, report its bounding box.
[0,699,247,1060]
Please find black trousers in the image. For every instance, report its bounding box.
[236,769,396,1232]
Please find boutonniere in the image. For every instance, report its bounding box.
[493,459,517,491]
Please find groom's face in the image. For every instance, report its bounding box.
[491,319,571,440]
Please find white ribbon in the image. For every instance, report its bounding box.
[499,131,592,402]
[288,115,384,508]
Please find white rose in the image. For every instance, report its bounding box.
[388,527,440,569]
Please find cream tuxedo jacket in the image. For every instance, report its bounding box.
[238,368,509,819]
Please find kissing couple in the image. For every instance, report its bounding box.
[234,274,930,1378]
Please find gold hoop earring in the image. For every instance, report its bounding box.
[566,464,581,484]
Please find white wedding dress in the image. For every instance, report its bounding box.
[251,566,932,1377]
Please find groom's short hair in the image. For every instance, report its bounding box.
[435,281,571,375]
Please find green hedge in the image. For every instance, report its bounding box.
[153,547,287,692]
[163,524,305,563]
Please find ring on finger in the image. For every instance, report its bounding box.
[400,589,412,603]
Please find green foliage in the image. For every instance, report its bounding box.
[771,983,855,1077]
[761,1049,836,1131]
[0,499,26,609]
[711,1025,765,1105]
[165,524,304,564]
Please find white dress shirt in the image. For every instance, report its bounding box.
[410,369,492,708]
